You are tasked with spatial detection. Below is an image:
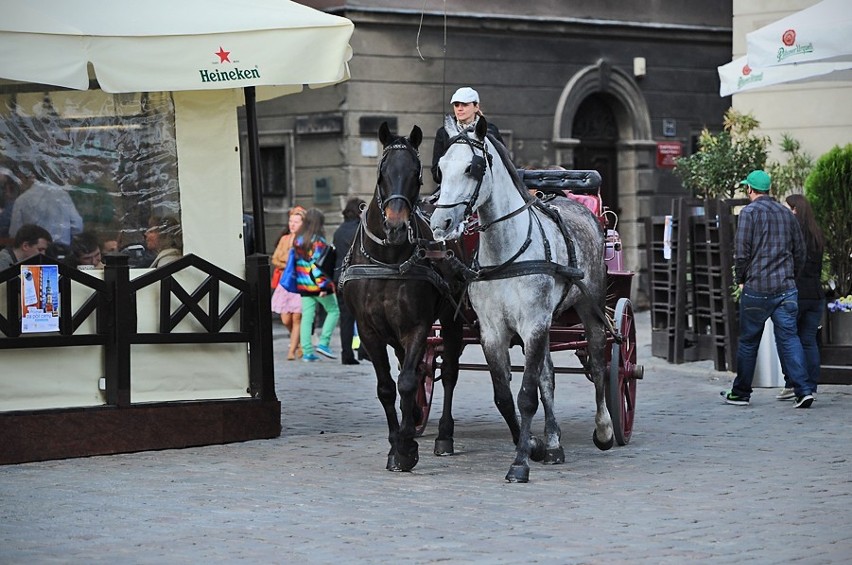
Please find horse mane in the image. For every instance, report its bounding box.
[485,129,533,202]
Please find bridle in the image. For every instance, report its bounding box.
[376,141,422,217]
[433,128,561,281]
[340,139,466,308]
[432,130,492,221]
[358,141,423,247]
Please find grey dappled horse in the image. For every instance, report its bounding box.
[430,116,613,483]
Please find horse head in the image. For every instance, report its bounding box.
[373,122,423,245]
[430,117,491,242]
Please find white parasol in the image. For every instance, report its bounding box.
[745,0,852,69]
[718,55,852,96]
[0,0,353,93]
[0,0,354,252]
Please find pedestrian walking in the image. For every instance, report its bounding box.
[333,197,366,365]
[270,206,306,360]
[775,193,825,401]
[721,170,814,408]
[293,208,340,362]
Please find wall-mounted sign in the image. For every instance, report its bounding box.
[359,116,397,136]
[21,264,59,333]
[662,118,677,137]
[656,141,682,169]
[295,114,343,135]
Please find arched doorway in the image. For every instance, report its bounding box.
[571,94,619,225]
[552,59,656,304]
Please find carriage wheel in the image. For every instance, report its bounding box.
[606,297,638,446]
[414,347,436,437]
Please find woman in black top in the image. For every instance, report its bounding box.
[431,86,504,186]
[777,193,825,399]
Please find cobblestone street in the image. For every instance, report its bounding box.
[2,311,851,563]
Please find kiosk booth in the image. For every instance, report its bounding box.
[0,0,354,464]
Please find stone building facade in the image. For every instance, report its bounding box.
[240,1,733,304]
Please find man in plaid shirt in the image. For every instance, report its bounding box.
[721,170,814,408]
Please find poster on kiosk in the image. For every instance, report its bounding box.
[20,265,59,334]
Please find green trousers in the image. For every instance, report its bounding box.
[300,293,340,356]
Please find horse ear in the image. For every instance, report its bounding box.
[409,125,422,149]
[475,117,488,140]
[378,121,391,146]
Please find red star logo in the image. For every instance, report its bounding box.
[215,46,231,63]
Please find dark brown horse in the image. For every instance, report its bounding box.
[340,122,465,472]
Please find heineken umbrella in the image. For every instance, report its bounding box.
[718,55,852,96]
[0,0,353,93]
[0,0,353,251]
[745,0,852,69]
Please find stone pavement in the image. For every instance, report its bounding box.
[1,311,851,564]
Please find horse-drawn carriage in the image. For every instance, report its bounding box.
[341,119,643,482]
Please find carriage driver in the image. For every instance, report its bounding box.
[430,86,505,187]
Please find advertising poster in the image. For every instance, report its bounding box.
[20,265,60,333]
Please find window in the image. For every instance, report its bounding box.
[260,145,288,197]
[0,87,180,264]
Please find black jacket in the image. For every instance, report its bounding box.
[796,224,825,300]
[332,217,359,283]
[431,118,504,185]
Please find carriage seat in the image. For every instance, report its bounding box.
[518,168,604,220]
[563,192,602,218]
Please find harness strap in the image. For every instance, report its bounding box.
[475,260,583,281]
[476,197,535,232]
[533,199,581,272]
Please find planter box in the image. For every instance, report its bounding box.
[829,312,852,345]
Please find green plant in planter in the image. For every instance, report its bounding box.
[805,144,852,296]
[674,109,768,199]
[767,134,813,199]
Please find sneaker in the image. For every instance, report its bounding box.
[721,390,749,406]
[775,388,796,400]
[794,394,814,409]
[316,344,335,359]
[303,353,320,362]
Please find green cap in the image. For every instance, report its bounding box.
[740,170,771,192]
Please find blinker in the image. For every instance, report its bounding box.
[467,154,486,181]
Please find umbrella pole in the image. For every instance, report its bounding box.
[244,86,266,254]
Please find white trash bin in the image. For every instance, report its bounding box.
[753,318,784,388]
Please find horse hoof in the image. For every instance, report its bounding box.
[543,447,565,465]
[386,454,403,472]
[529,437,546,463]
[505,464,530,483]
[396,444,420,471]
[592,430,614,451]
[434,438,454,456]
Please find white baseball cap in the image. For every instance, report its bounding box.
[450,87,479,104]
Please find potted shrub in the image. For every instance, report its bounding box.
[674,108,768,199]
[767,134,813,198]
[805,144,852,345]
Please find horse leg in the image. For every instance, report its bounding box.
[478,325,546,467]
[362,338,402,470]
[538,350,565,465]
[393,334,432,472]
[433,316,463,456]
[504,328,549,483]
[480,341,521,444]
[579,308,614,451]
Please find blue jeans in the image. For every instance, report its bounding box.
[781,298,824,394]
[732,287,811,399]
